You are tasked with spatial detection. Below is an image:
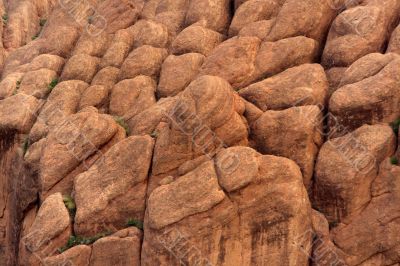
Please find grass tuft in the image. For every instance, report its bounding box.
[22,137,30,156]
[58,232,111,253]
[390,156,398,165]
[113,116,130,136]
[2,14,8,24]
[48,78,58,92]
[127,219,143,230]
[390,118,400,135]
[63,195,76,218]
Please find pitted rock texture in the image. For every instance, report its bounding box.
[0,0,400,265]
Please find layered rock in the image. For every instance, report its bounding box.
[143,146,312,265]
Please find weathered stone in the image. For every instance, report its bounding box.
[18,68,58,99]
[119,45,168,80]
[171,25,224,56]
[239,64,328,111]
[0,93,41,133]
[313,124,395,224]
[130,19,169,48]
[158,53,205,97]
[74,136,154,236]
[61,54,100,83]
[43,245,91,266]
[109,75,156,118]
[252,105,323,189]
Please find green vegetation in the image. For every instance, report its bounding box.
[390,156,398,165]
[390,118,400,135]
[150,130,158,138]
[127,219,143,230]
[13,80,21,95]
[113,116,130,135]
[22,137,30,156]
[48,78,58,92]
[31,34,38,40]
[58,232,111,253]
[2,14,8,25]
[39,18,47,27]
[63,195,76,218]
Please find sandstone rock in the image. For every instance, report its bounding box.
[89,227,142,266]
[199,36,261,89]
[238,19,275,40]
[158,53,205,97]
[73,31,110,57]
[43,245,91,266]
[109,75,156,118]
[329,56,400,137]
[322,0,400,67]
[324,159,400,265]
[254,36,318,81]
[74,136,154,236]
[29,80,88,142]
[119,45,168,80]
[252,105,323,189]
[39,108,118,195]
[143,146,312,265]
[325,67,348,97]
[79,85,109,111]
[151,75,248,177]
[28,54,65,75]
[239,64,328,111]
[185,0,231,33]
[171,25,224,56]
[91,66,120,90]
[60,54,100,83]
[0,72,24,99]
[19,193,71,265]
[130,19,169,48]
[229,0,279,36]
[100,41,131,68]
[387,24,400,54]
[265,0,338,43]
[0,93,41,133]
[313,124,395,224]
[18,68,57,99]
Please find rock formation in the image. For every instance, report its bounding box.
[0,0,399,265]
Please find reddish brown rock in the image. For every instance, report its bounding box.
[171,25,224,56]
[119,45,168,80]
[142,146,312,265]
[19,193,71,266]
[109,75,156,118]
[60,54,100,83]
[313,124,395,224]
[39,108,118,196]
[18,68,58,99]
[0,93,41,133]
[329,56,400,137]
[74,136,154,236]
[252,105,323,189]
[89,228,142,266]
[130,19,169,48]
[158,53,205,97]
[239,64,328,111]
[43,245,91,266]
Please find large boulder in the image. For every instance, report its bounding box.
[313,124,395,224]
[74,136,154,236]
[329,55,400,137]
[252,105,323,189]
[142,147,312,265]
[19,193,71,266]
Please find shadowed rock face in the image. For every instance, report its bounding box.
[0,0,400,265]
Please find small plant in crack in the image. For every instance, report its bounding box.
[58,232,111,253]
[127,219,144,230]
[39,18,47,27]
[22,137,30,156]
[63,195,76,219]
[48,78,58,92]
[2,14,8,25]
[390,118,400,135]
[13,80,21,95]
[113,116,130,136]
[150,130,158,138]
[31,34,39,40]
[390,156,398,165]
